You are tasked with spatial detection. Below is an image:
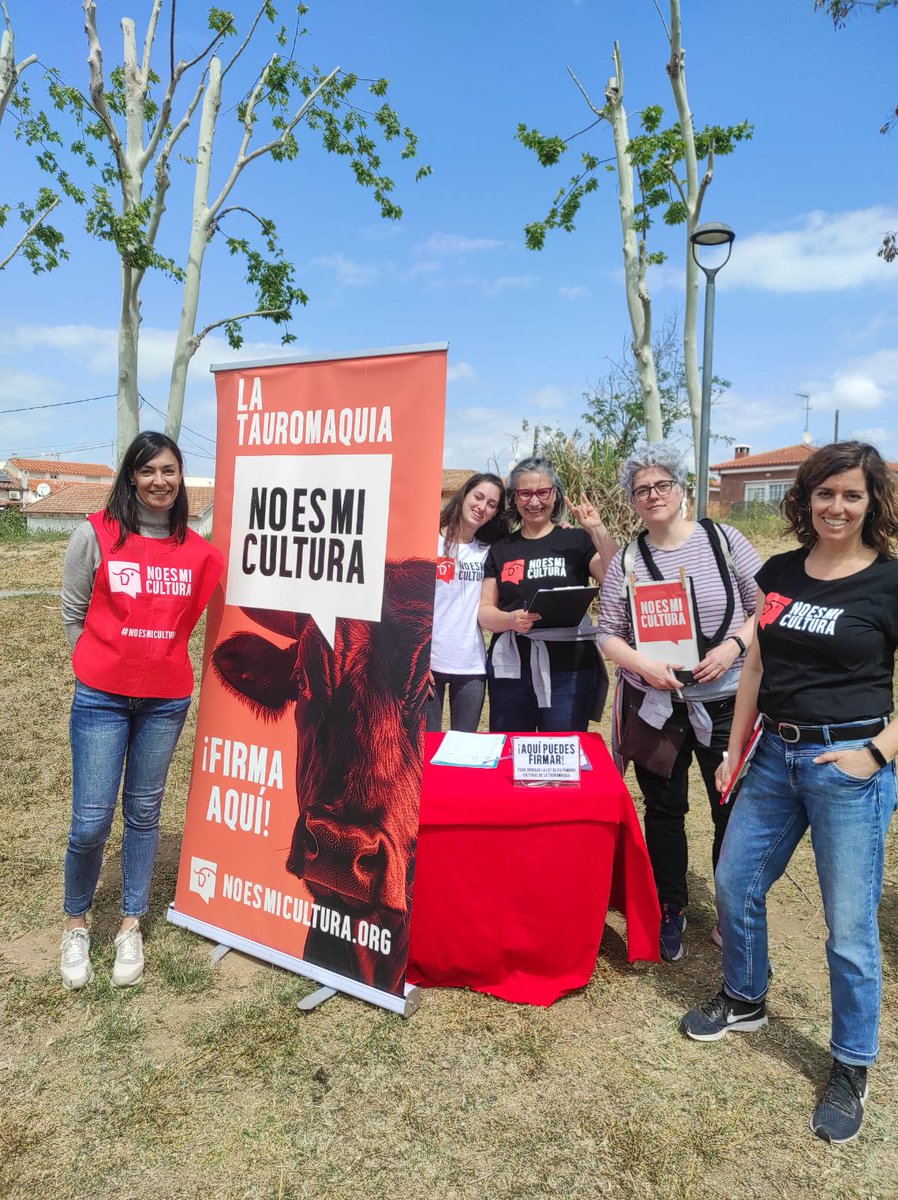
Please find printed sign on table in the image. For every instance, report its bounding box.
[169,345,447,1014]
[512,736,582,784]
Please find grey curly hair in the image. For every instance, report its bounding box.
[619,442,688,497]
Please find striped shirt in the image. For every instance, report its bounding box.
[597,522,762,691]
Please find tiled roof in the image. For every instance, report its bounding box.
[24,482,110,514]
[28,478,69,496]
[24,482,215,519]
[186,486,215,517]
[7,457,115,478]
[711,444,816,471]
[441,468,477,492]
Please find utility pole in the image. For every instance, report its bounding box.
[796,393,811,439]
[834,410,840,442]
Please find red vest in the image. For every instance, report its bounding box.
[72,512,224,698]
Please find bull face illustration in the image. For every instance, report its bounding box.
[211,559,433,992]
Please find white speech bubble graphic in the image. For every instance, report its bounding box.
[108,561,142,597]
[226,454,391,646]
[189,856,218,904]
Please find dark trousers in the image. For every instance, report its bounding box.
[487,657,608,733]
[426,672,486,733]
[634,696,734,912]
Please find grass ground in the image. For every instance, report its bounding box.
[1,537,897,1199]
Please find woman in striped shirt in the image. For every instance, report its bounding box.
[597,442,761,963]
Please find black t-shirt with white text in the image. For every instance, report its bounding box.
[756,548,898,723]
[483,526,599,672]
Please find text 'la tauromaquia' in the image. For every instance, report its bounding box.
[236,375,393,447]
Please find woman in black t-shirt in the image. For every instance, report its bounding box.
[478,456,618,731]
[681,442,898,1146]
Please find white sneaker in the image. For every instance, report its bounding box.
[60,927,93,990]
[112,926,144,987]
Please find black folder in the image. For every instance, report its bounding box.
[524,585,597,629]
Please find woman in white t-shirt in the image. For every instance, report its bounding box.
[427,472,507,732]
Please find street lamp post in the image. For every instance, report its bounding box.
[690,221,735,520]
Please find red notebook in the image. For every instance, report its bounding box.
[720,716,764,806]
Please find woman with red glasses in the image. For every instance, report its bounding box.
[596,442,761,964]
[478,455,618,732]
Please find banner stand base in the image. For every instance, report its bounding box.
[210,943,231,966]
[297,985,337,1012]
[168,903,420,1017]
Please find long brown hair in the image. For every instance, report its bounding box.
[782,441,898,557]
[440,473,506,556]
[106,431,189,549]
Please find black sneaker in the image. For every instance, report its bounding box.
[809,1059,868,1144]
[659,905,687,962]
[680,988,768,1041]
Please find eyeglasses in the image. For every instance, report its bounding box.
[632,479,676,502]
[513,487,554,502]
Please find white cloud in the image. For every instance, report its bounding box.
[447,362,476,383]
[442,404,525,472]
[483,274,538,297]
[558,284,591,300]
[527,385,571,412]
[722,207,898,293]
[415,233,502,258]
[312,253,381,287]
[803,348,898,414]
[0,365,64,407]
[7,323,116,374]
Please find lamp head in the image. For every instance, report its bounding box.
[690,221,735,248]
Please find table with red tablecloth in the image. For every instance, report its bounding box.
[406,731,661,1006]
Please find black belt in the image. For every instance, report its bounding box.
[761,715,887,745]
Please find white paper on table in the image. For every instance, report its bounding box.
[430,731,507,769]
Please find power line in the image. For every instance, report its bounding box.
[138,394,217,460]
[0,392,116,415]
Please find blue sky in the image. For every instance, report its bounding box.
[1,0,896,475]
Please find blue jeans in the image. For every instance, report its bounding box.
[64,681,191,918]
[487,658,608,732]
[715,727,897,1066]
[426,672,486,733]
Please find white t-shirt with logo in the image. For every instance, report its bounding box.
[431,534,490,674]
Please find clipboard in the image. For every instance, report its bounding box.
[525,585,597,629]
[627,571,702,683]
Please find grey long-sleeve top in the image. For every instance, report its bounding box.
[61,505,173,651]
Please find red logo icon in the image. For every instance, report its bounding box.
[501,559,525,585]
[436,557,455,582]
[759,591,793,629]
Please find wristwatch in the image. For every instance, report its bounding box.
[728,635,746,655]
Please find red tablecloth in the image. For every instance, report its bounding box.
[406,732,660,1006]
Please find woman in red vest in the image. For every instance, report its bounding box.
[59,432,223,990]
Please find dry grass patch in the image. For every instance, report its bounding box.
[1,541,897,1200]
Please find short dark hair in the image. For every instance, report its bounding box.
[440,472,507,553]
[782,441,898,557]
[505,456,565,526]
[106,431,189,548]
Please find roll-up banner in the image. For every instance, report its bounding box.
[168,344,447,1014]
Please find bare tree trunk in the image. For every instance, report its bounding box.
[166,58,221,440]
[0,14,37,126]
[664,0,712,458]
[605,43,662,443]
